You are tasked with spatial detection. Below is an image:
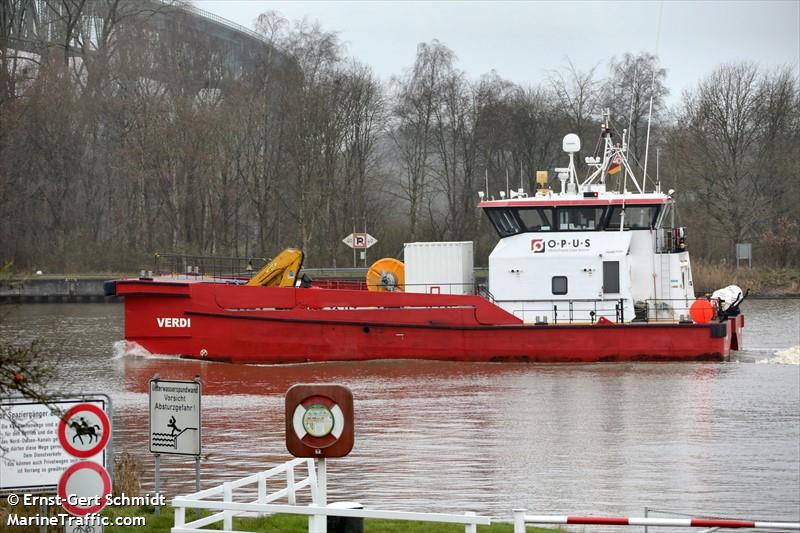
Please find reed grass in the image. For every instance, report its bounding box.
[691,261,800,295]
[113,452,142,498]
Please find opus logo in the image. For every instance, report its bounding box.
[531,238,592,253]
[531,239,545,253]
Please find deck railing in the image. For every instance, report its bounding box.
[503,298,627,324]
[152,253,268,280]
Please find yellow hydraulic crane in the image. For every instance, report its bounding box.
[246,248,304,287]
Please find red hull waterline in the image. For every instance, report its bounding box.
[110,280,744,364]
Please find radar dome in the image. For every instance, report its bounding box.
[562,133,581,153]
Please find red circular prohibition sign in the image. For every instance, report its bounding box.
[58,403,111,458]
[58,461,112,516]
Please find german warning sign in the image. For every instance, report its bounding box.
[149,379,201,456]
[58,461,112,515]
[0,397,108,494]
[58,403,111,458]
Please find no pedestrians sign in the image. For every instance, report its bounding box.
[149,379,201,456]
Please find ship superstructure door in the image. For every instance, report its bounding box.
[603,261,620,294]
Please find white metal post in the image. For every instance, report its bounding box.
[287,463,297,505]
[465,511,477,533]
[223,481,233,530]
[513,508,527,533]
[174,505,185,528]
[257,472,268,517]
[318,458,327,506]
[310,457,327,533]
[258,472,267,504]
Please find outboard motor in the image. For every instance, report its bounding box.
[711,285,747,318]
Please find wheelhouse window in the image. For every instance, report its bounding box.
[557,207,606,230]
[606,206,660,230]
[486,208,522,237]
[485,203,662,235]
[517,207,555,232]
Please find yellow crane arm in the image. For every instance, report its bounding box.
[246,248,304,287]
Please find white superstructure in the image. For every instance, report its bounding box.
[480,114,695,324]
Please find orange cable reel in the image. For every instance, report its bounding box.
[366,258,405,292]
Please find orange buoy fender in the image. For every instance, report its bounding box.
[689,298,715,324]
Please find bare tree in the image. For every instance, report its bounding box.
[390,40,455,241]
[603,52,669,164]
[665,63,799,260]
[548,59,600,150]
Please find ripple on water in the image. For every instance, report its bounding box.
[1,300,798,524]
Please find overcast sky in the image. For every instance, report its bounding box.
[197,1,799,105]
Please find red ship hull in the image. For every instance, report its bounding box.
[110,279,744,364]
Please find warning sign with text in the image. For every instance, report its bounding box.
[0,398,107,493]
[149,379,201,456]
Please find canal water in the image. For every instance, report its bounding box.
[1,299,798,523]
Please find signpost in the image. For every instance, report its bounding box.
[343,230,378,268]
[1,396,111,533]
[736,243,752,269]
[341,232,377,250]
[149,376,201,516]
[0,397,109,494]
[286,384,354,533]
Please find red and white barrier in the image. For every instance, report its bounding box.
[512,510,800,532]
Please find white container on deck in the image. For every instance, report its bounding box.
[403,241,474,295]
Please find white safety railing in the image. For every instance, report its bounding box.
[512,509,800,532]
[172,457,317,532]
[171,458,490,533]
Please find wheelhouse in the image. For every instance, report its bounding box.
[482,200,667,237]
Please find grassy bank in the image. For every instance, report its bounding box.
[1,503,554,532]
[691,262,800,296]
[105,505,527,532]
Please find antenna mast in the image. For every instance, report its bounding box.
[642,0,664,192]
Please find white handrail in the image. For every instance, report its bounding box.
[171,458,489,533]
[173,499,490,524]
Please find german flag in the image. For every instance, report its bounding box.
[608,153,623,175]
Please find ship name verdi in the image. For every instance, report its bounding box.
[157,317,191,327]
